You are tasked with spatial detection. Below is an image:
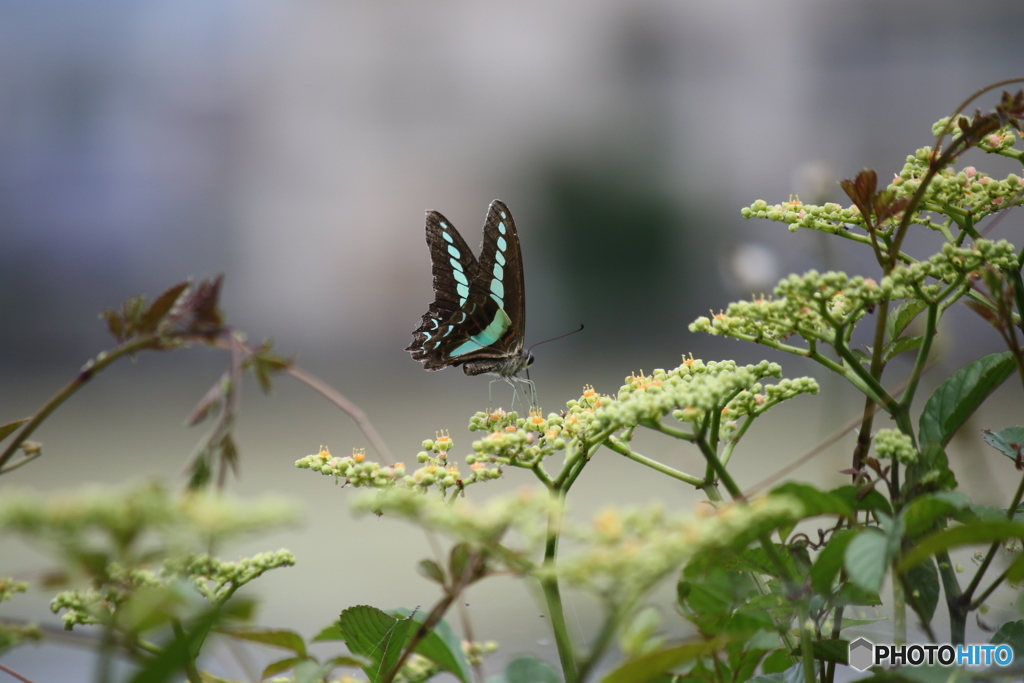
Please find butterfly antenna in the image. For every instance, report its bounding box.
[526,324,584,354]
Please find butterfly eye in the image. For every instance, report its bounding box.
[526,353,535,367]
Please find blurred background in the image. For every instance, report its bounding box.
[2,0,1024,679]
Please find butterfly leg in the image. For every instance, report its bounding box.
[506,376,538,413]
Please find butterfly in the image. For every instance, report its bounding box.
[406,200,536,406]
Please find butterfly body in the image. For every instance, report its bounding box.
[407,200,535,398]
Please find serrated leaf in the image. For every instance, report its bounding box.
[221,628,307,657]
[918,351,1015,447]
[504,657,559,683]
[898,520,1024,574]
[886,300,928,342]
[338,605,415,683]
[903,556,939,625]
[599,639,725,683]
[140,281,189,333]
[883,335,924,362]
[0,418,28,444]
[983,426,1024,466]
[810,529,857,595]
[845,530,890,593]
[388,608,471,683]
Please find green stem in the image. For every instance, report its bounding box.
[892,565,906,645]
[797,601,816,683]
[171,620,203,683]
[605,436,703,486]
[936,551,966,644]
[541,489,578,683]
[898,302,938,411]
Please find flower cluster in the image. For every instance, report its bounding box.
[0,483,299,559]
[690,270,892,345]
[163,550,296,602]
[51,550,295,630]
[297,446,408,487]
[886,240,1019,297]
[554,495,804,604]
[468,408,568,469]
[298,436,503,495]
[593,359,816,435]
[50,564,162,630]
[873,429,918,464]
[742,117,1024,239]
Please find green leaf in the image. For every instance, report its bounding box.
[789,639,848,664]
[898,520,1024,574]
[221,628,307,657]
[810,529,857,595]
[389,608,472,683]
[0,418,28,444]
[338,605,416,683]
[991,619,1024,652]
[417,559,445,585]
[262,656,304,679]
[886,299,928,342]
[599,640,725,683]
[883,335,924,362]
[903,556,939,625]
[770,483,853,518]
[506,656,560,683]
[983,426,1024,465]
[312,624,344,642]
[845,530,891,593]
[901,492,969,537]
[760,649,793,675]
[128,605,226,683]
[829,485,893,517]
[918,351,1015,447]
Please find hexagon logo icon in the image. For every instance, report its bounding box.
[849,638,874,671]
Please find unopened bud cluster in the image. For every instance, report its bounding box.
[873,429,918,464]
[743,118,1023,239]
[691,270,889,345]
[468,407,568,468]
[297,439,501,494]
[591,359,817,436]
